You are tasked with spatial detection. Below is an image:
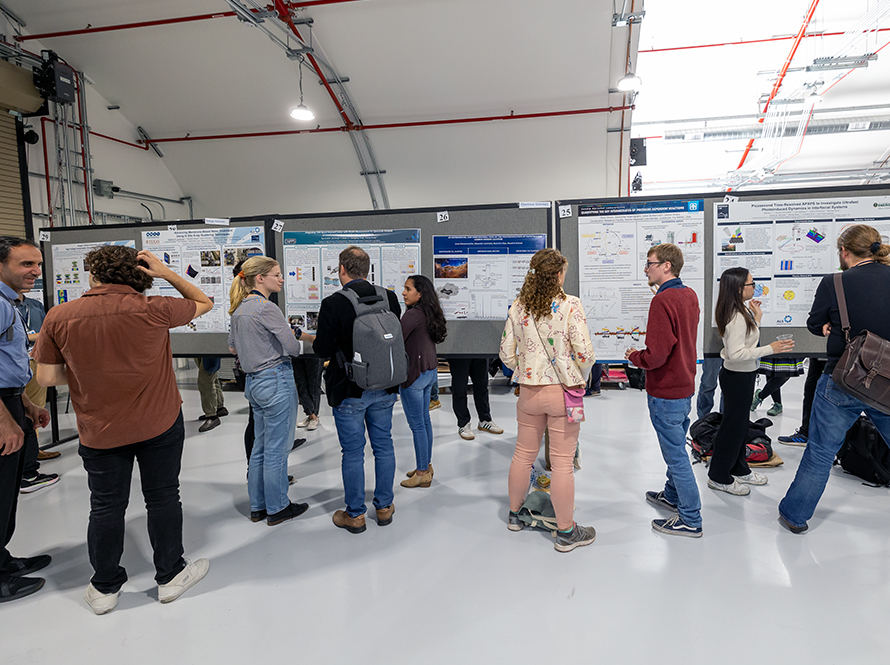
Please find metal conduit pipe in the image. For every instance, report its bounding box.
[663,115,890,142]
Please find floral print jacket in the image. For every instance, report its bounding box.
[499,295,595,387]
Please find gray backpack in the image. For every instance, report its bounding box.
[336,285,408,391]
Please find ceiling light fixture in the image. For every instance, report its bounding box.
[289,57,315,121]
[617,72,642,92]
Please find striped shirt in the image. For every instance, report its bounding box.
[228,294,303,374]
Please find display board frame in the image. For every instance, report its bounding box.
[271,203,552,357]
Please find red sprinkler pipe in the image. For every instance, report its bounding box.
[639,27,890,54]
[736,0,820,172]
[15,1,365,42]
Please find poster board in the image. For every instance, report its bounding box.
[39,218,272,355]
[271,203,552,356]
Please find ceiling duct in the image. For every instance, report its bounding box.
[664,115,890,143]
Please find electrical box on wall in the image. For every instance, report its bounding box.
[93,179,114,199]
[629,138,647,167]
[34,51,75,104]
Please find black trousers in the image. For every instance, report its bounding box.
[292,357,324,417]
[709,368,757,484]
[0,394,26,579]
[448,358,491,428]
[22,423,39,478]
[758,376,789,405]
[800,359,826,436]
[78,412,186,593]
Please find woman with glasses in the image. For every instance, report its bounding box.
[229,257,314,526]
[709,268,794,496]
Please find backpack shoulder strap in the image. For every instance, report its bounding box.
[833,273,852,344]
[0,291,19,342]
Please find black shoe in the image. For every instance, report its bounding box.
[250,510,267,522]
[291,438,306,451]
[198,414,215,421]
[0,576,45,603]
[198,417,221,433]
[267,502,309,526]
[778,514,808,534]
[288,474,295,485]
[2,554,51,577]
[217,407,229,417]
[20,473,60,494]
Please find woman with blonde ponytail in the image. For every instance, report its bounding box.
[228,256,315,526]
[499,248,597,552]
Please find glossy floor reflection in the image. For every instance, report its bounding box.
[3,372,888,664]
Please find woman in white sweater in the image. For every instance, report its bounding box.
[708,268,794,495]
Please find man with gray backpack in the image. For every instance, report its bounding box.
[313,246,407,534]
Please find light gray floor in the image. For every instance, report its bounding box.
[4,371,889,664]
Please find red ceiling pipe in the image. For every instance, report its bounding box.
[639,28,890,54]
[146,105,634,145]
[39,117,54,226]
[15,1,365,42]
[736,0,820,171]
[89,130,151,151]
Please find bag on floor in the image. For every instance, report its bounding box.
[835,415,890,487]
[516,490,559,532]
[688,413,774,465]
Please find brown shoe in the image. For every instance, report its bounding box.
[406,463,434,479]
[400,470,432,488]
[376,504,395,526]
[332,509,366,534]
[37,450,61,461]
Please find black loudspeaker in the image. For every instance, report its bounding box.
[34,51,76,104]
[629,137,647,166]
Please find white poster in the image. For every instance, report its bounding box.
[578,200,706,360]
[51,240,136,306]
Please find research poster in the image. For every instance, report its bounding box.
[142,225,266,332]
[577,200,706,360]
[432,234,547,321]
[51,240,136,306]
[282,229,421,331]
[713,196,890,327]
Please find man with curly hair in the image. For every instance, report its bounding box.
[35,245,213,614]
[626,243,702,538]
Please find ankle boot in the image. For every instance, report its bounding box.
[400,469,432,488]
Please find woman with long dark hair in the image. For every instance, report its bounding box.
[500,248,597,552]
[709,267,794,495]
[399,275,447,488]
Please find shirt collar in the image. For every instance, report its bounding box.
[344,278,367,288]
[0,281,19,301]
[82,284,141,296]
[657,277,684,293]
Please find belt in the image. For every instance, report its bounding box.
[0,387,24,397]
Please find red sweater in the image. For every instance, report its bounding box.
[627,285,699,400]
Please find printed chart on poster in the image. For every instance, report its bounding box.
[142,226,266,332]
[282,229,421,331]
[713,196,890,327]
[51,240,136,306]
[577,200,706,360]
[433,235,547,321]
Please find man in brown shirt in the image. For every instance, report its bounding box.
[35,246,212,615]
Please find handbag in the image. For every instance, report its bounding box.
[831,272,890,414]
[532,317,585,423]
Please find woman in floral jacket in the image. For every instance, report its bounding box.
[499,248,597,553]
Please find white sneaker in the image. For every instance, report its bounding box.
[735,471,768,486]
[477,421,504,435]
[158,558,209,604]
[458,426,475,440]
[307,418,319,431]
[296,417,311,428]
[84,583,119,615]
[707,478,751,496]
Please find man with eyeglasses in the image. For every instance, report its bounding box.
[625,243,702,538]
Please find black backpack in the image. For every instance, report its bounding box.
[835,415,890,487]
[688,413,774,465]
[625,366,645,391]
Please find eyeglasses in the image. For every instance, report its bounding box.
[264,272,283,279]
[743,281,755,287]
[644,261,666,270]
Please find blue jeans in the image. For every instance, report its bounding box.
[332,389,398,517]
[696,357,724,421]
[400,369,437,471]
[779,374,890,528]
[245,361,297,515]
[647,394,701,527]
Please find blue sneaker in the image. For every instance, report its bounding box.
[777,430,807,446]
[645,490,678,512]
[652,515,702,538]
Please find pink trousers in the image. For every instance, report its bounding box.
[507,384,580,531]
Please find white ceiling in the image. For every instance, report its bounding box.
[6,0,626,217]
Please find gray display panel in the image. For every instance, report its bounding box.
[272,204,552,357]
[39,218,272,356]
[558,186,890,358]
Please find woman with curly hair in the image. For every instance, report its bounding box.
[399,275,447,488]
[499,248,596,552]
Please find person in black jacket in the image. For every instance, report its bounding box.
[313,246,401,534]
[779,224,890,534]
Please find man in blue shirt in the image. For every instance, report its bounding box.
[0,236,51,603]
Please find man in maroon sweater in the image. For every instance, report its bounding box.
[625,243,702,538]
